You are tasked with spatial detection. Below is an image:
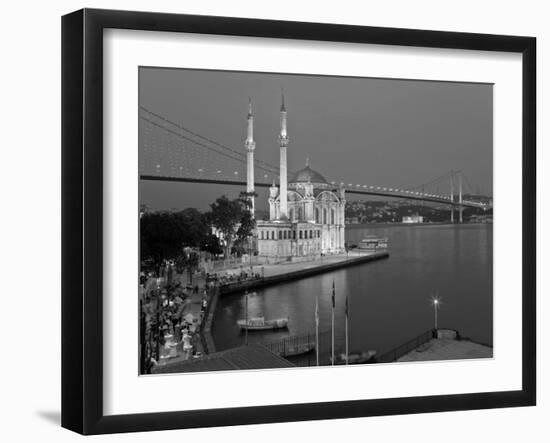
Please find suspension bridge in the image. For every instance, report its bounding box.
[139,107,491,221]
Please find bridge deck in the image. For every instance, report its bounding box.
[140,175,489,209]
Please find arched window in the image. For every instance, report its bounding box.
[293,230,296,240]
[331,209,335,225]
[289,208,294,221]
[309,230,313,239]
[315,208,320,223]
[271,231,275,240]
[298,206,303,220]
[278,231,282,240]
[323,209,327,224]
[299,230,303,239]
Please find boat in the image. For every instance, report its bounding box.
[268,342,315,358]
[357,235,388,250]
[279,343,315,357]
[236,316,289,330]
[333,350,377,365]
[268,339,315,357]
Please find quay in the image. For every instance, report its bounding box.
[377,328,493,363]
[219,250,389,296]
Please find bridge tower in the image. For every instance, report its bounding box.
[450,172,454,223]
[458,172,463,223]
[278,92,289,219]
[245,99,256,217]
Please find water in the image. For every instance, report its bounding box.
[211,224,493,362]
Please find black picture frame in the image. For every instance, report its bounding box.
[61,8,536,435]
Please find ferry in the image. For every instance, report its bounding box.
[357,235,389,250]
[236,316,289,330]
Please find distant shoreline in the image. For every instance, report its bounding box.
[346,222,493,228]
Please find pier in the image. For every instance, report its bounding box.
[218,250,389,296]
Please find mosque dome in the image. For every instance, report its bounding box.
[289,164,329,185]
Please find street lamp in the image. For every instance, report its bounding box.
[430,293,441,331]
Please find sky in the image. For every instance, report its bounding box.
[139,67,492,212]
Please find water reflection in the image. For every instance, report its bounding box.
[212,224,493,358]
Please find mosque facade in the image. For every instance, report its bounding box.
[244,95,346,260]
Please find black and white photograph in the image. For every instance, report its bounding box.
[0,0,544,440]
[138,67,494,375]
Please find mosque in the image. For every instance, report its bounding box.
[244,95,346,260]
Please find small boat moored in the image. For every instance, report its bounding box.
[237,316,289,330]
[333,350,377,365]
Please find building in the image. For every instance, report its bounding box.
[244,95,346,261]
[402,214,424,223]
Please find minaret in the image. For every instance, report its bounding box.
[245,99,256,217]
[278,92,289,219]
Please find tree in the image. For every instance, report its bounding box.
[175,250,200,284]
[140,207,213,274]
[178,208,209,247]
[140,211,188,273]
[200,233,223,256]
[206,195,243,257]
[235,191,257,254]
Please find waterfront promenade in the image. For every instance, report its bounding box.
[218,250,389,295]
[261,251,386,277]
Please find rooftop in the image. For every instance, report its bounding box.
[289,165,329,185]
[152,344,295,374]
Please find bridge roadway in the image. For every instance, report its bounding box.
[140,175,490,210]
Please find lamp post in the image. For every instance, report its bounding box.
[431,294,441,332]
[433,298,438,330]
